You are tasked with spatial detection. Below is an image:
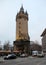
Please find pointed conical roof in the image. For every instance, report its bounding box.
[16,5,28,21]
[25,11,28,15]
[41,28,46,36]
[20,5,24,13]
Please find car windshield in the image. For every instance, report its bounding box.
[7,54,11,57]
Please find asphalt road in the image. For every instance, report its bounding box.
[0,56,46,65]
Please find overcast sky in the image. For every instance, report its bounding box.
[0,0,46,45]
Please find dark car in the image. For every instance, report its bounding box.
[4,54,17,60]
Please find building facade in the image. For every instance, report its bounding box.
[41,28,46,53]
[13,6,30,54]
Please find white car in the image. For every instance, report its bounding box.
[32,51,38,56]
[20,54,28,57]
[37,51,45,57]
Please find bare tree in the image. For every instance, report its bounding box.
[3,41,13,51]
[0,41,2,50]
[3,41,10,51]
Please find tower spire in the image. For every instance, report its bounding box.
[20,5,24,13]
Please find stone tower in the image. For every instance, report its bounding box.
[13,6,30,54]
[16,6,29,40]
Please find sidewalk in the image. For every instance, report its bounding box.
[0,57,4,63]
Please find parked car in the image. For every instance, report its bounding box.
[37,51,45,57]
[4,54,17,60]
[32,51,38,57]
[20,53,28,57]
